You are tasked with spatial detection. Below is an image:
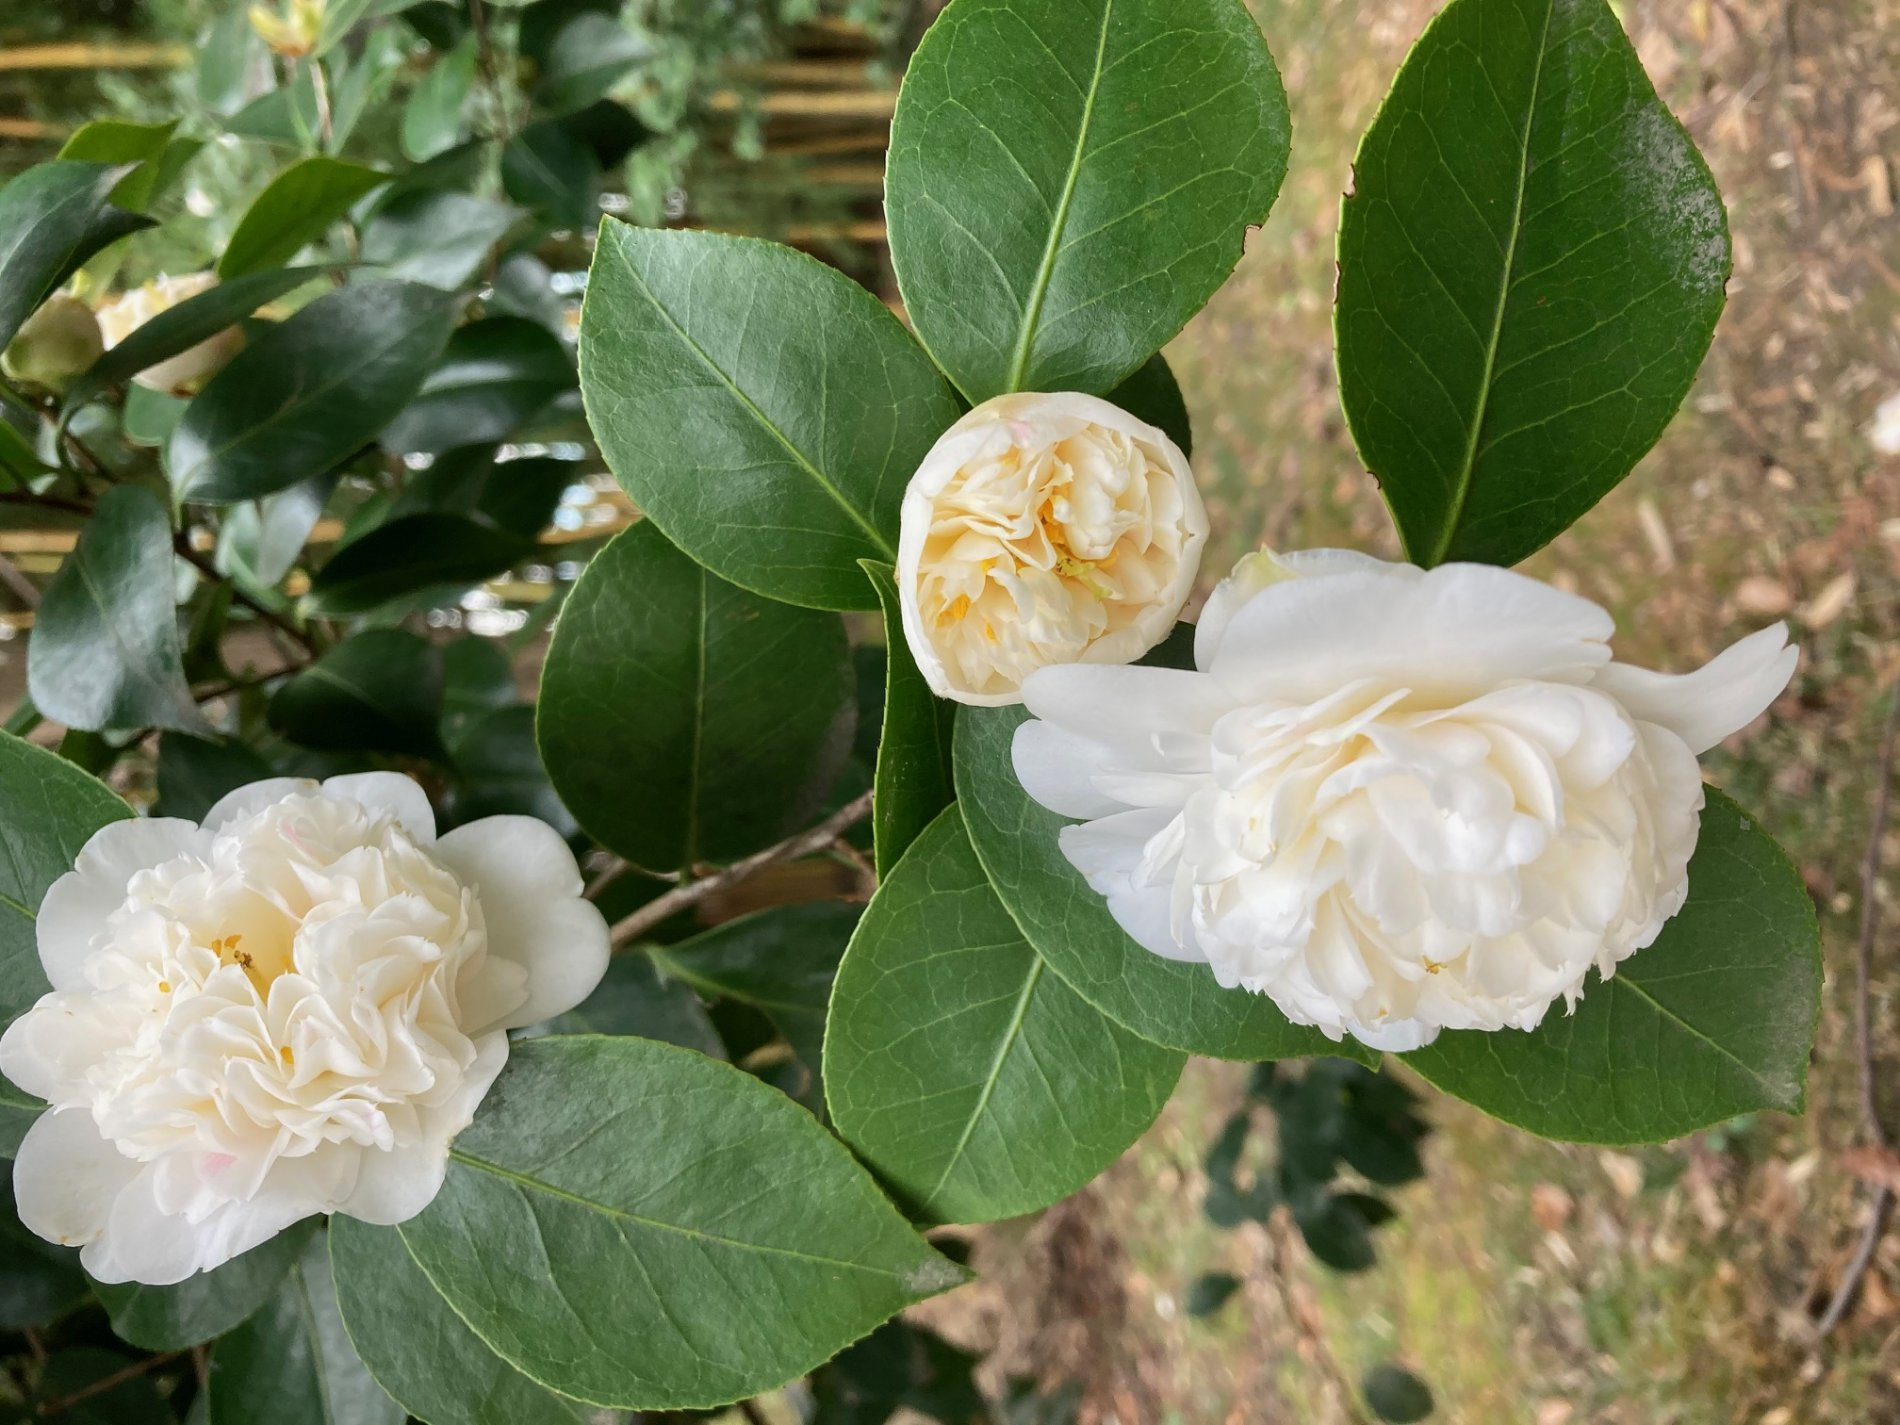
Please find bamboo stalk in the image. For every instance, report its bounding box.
[707,89,897,119]
[0,42,189,71]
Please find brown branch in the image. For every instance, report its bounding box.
[608,790,875,948]
[0,488,91,517]
[37,1349,186,1417]
[1816,688,1900,1337]
[172,537,319,655]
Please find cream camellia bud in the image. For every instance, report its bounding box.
[249,0,326,57]
[0,774,610,1285]
[1,296,105,392]
[896,391,1208,707]
[1011,549,1799,1052]
[94,272,244,395]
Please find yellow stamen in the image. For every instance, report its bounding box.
[157,980,171,994]
[937,593,971,626]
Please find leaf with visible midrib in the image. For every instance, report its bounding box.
[537,520,855,872]
[0,161,151,350]
[1404,790,1821,1143]
[886,0,1290,402]
[0,733,130,1043]
[395,1036,965,1411]
[1335,0,1729,567]
[26,485,208,737]
[825,810,1184,1224]
[579,223,961,611]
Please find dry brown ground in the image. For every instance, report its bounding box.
[907,0,1900,1421]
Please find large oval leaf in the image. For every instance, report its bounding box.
[1403,790,1820,1143]
[826,810,1184,1224]
[395,1036,965,1411]
[330,1217,596,1425]
[860,561,954,878]
[205,1229,402,1425]
[1335,0,1729,567]
[0,732,130,1041]
[0,161,150,350]
[168,279,458,504]
[301,512,529,616]
[886,0,1289,402]
[579,223,961,610]
[26,485,207,736]
[268,630,444,756]
[94,1221,314,1351]
[955,701,1367,1063]
[537,520,854,872]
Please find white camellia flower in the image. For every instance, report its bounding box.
[897,391,1208,706]
[0,774,609,1284]
[1011,549,1799,1052]
[94,271,243,394]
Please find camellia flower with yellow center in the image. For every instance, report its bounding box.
[896,391,1208,706]
[0,774,609,1285]
[1011,549,1799,1052]
[94,272,244,395]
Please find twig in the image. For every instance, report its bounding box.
[0,488,91,517]
[1816,689,1900,1337]
[609,790,875,948]
[37,1350,186,1417]
[172,537,319,655]
[0,551,39,608]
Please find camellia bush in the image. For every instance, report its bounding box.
[0,0,1821,1420]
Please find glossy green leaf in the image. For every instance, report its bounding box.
[443,704,577,835]
[579,222,961,610]
[955,700,1366,1062]
[388,447,575,538]
[0,1085,39,1157]
[206,1229,402,1425]
[396,1036,965,1410]
[1335,0,1729,567]
[168,279,457,503]
[1404,790,1820,1143]
[218,158,389,278]
[826,810,1183,1224]
[533,12,649,114]
[153,735,274,822]
[651,901,861,1078]
[538,520,854,871]
[65,266,332,419]
[860,561,954,879]
[379,316,575,456]
[225,69,321,148]
[95,1221,314,1351]
[26,485,206,735]
[886,0,1289,401]
[302,513,528,615]
[55,119,182,211]
[330,1216,600,1425]
[543,949,724,1059]
[217,470,339,590]
[268,630,443,756]
[501,120,601,231]
[0,732,130,1042]
[401,34,477,161]
[360,190,517,290]
[0,162,150,350]
[1107,353,1192,458]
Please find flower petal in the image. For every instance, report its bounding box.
[321,771,438,843]
[1208,561,1615,703]
[339,1032,508,1225]
[435,817,609,1029]
[37,817,205,990]
[13,1108,138,1253]
[202,777,316,833]
[1011,720,1125,820]
[1590,623,1797,754]
[1021,663,1231,749]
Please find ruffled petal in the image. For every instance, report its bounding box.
[1011,720,1124,820]
[202,778,316,833]
[37,817,205,990]
[339,1032,507,1225]
[321,771,438,843]
[435,818,609,1030]
[1590,623,1797,755]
